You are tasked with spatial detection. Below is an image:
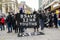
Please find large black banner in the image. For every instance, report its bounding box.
[20,14,37,27]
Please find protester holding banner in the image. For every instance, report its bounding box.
[33,10,39,34]
[15,9,25,37]
[15,13,19,33]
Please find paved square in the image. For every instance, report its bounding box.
[0,28,60,40]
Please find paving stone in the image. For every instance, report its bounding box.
[0,28,60,40]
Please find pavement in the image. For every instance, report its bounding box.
[0,28,60,40]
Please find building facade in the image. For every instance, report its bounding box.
[41,0,60,10]
[40,0,60,27]
[0,0,18,15]
[39,0,49,10]
[39,0,42,9]
[18,1,32,14]
[39,0,60,9]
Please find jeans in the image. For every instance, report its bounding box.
[2,24,5,30]
[40,19,44,30]
[0,25,2,31]
[7,23,12,32]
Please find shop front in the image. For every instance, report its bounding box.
[44,1,60,27]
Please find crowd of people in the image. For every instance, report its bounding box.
[0,9,58,37]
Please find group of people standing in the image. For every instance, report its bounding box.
[0,9,58,37]
[48,12,58,28]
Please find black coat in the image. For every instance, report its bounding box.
[33,11,40,27]
[6,15,13,24]
[54,14,57,23]
[15,13,20,26]
[15,13,24,27]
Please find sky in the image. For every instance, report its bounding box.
[18,0,39,11]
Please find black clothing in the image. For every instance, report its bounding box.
[54,14,58,28]
[15,13,24,33]
[49,14,54,27]
[6,15,13,32]
[39,13,47,30]
[15,13,20,33]
[12,16,16,30]
[6,15,13,24]
[33,11,40,29]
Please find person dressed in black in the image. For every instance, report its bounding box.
[6,12,13,33]
[48,13,54,28]
[33,10,39,33]
[43,12,48,28]
[15,9,25,37]
[15,13,19,33]
[54,13,58,28]
[11,13,16,30]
